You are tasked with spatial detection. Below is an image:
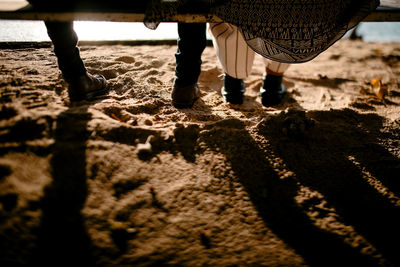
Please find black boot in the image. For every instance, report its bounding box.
[67,72,107,102]
[171,81,201,108]
[44,21,108,102]
[222,74,245,104]
[260,73,286,107]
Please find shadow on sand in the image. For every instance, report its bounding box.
[31,105,95,266]
[201,108,400,266]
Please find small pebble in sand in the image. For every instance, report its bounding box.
[127,119,137,126]
[136,135,154,160]
[144,119,153,126]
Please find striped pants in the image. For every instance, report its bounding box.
[210,23,290,79]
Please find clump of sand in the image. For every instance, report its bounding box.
[0,39,400,266]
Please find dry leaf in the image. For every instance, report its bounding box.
[377,84,388,99]
[370,78,381,90]
[370,78,388,99]
[111,113,123,122]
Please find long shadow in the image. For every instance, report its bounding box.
[200,118,383,266]
[30,105,95,266]
[257,109,400,265]
[348,117,400,195]
[287,76,356,89]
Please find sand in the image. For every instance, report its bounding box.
[0,39,400,266]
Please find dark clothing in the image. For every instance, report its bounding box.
[29,0,380,63]
[28,1,207,86]
[27,0,89,81]
[42,22,207,86]
[28,1,146,82]
[44,21,87,83]
[146,0,380,63]
[174,23,207,87]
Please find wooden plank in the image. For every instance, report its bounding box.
[0,11,222,22]
[0,1,222,22]
[364,6,400,21]
[380,0,400,9]
[0,0,399,22]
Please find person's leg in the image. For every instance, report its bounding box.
[174,22,206,86]
[44,21,107,101]
[172,22,207,108]
[210,22,255,104]
[210,23,255,79]
[45,21,86,81]
[260,59,290,107]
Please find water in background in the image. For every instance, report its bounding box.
[0,20,179,41]
[354,22,400,42]
[0,20,399,42]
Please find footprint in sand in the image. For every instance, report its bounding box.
[140,69,165,85]
[150,59,165,68]
[114,56,136,64]
[112,177,148,198]
[85,60,119,69]
[146,77,163,85]
[142,69,159,77]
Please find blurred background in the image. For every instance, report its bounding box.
[0,0,399,42]
[1,20,399,42]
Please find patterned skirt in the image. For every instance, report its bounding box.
[145,0,380,63]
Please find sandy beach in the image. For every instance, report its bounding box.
[0,39,400,266]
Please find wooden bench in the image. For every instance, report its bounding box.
[0,0,399,23]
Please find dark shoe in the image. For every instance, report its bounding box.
[171,81,201,108]
[260,73,286,107]
[222,74,245,104]
[68,72,107,102]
